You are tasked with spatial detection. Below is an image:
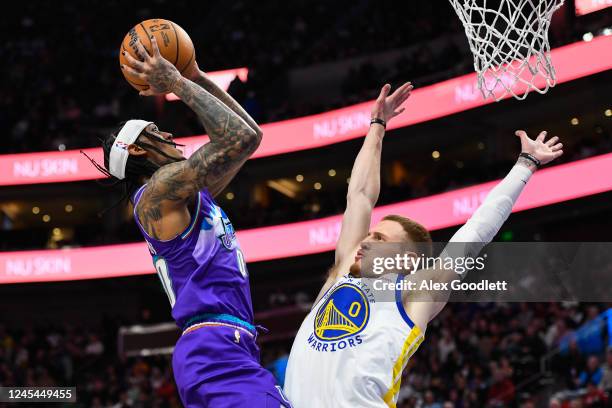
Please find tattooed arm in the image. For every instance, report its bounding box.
[187,64,262,138]
[122,36,260,240]
[171,76,261,197]
[313,83,413,304]
[184,66,263,197]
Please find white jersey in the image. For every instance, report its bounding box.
[285,274,425,408]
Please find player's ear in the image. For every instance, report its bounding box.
[128,144,147,156]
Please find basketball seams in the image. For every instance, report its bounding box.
[120,19,193,91]
[169,22,180,65]
[178,49,195,74]
[139,23,153,56]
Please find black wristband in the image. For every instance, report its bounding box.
[370,118,386,129]
[519,152,541,167]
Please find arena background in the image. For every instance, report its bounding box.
[0,1,611,407]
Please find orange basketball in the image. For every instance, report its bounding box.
[119,19,196,91]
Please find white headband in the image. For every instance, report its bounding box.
[109,119,152,179]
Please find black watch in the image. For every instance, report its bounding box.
[370,118,386,129]
[519,152,541,167]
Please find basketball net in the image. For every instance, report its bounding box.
[449,0,565,101]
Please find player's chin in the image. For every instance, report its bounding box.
[349,260,361,276]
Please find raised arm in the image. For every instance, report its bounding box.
[334,83,413,268]
[403,130,564,330]
[307,83,415,304]
[181,65,263,196]
[122,36,260,240]
[186,63,262,138]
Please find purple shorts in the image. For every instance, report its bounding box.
[172,322,292,408]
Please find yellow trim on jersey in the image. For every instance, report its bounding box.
[382,326,424,408]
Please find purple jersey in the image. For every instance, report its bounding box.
[132,184,254,328]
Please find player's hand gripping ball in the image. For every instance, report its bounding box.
[119,19,196,91]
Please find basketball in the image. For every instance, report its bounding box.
[119,19,196,91]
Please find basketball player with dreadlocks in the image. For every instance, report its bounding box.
[284,83,564,407]
[94,36,291,407]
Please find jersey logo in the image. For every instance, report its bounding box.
[203,204,237,250]
[114,141,129,150]
[145,240,157,255]
[314,283,369,341]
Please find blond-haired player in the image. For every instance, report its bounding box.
[284,82,564,407]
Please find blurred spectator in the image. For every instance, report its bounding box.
[576,306,606,356]
[423,389,443,408]
[85,334,104,356]
[438,329,456,364]
[583,382,608,406]
[265,348,290,388]
[0,303,610,406]
[600,347,612,392]
[578,356,603,388]
[487,361,516,406]
[2,1,610,154]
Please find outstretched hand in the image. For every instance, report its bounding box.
[371,82,414,123]
[121,36,182,96]
[515,130,564,166]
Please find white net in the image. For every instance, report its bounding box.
[449,0,565,101]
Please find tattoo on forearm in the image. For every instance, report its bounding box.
[136,78,260,239]
[151,71,177,93]
[175,78,260,187]
[190,73,262,136]
[147,61,180,93]
[173,78,258,146]
[190,74,228,104]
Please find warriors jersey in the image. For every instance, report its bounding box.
[284,274,424,408]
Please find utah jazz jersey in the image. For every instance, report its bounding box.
[132,185,254,328]
[284,274,424,408]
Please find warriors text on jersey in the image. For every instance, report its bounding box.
[284,274,425,408]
